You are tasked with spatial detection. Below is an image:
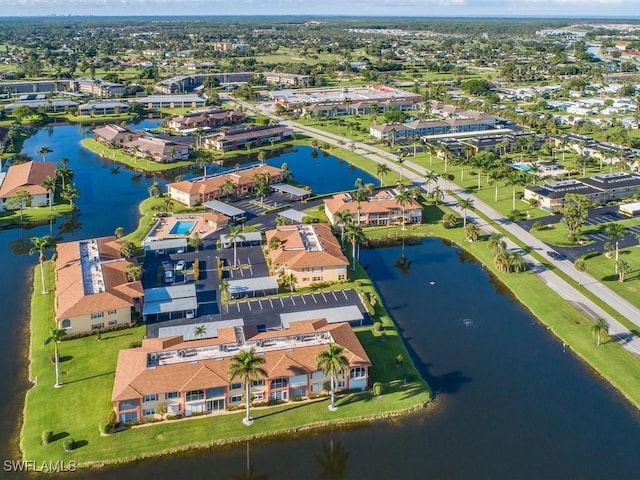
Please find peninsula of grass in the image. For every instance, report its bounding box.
[0,203,74,227]
[80,138,192,172]
[22,258,430,469]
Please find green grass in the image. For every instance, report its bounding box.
[21,259,430,468]
[581,247,640,309]
[81,138,192,173]
[0,203,74,227]
[122,196,196,246]
[530,217,640,247]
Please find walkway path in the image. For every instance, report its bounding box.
[230,97,640,357]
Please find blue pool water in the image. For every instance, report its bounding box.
[512,163,533,172]
[169,221,196,235]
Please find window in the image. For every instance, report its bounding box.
[108,320,117,327]
[166,392,179,399]
[142,408,155,417]
[291,387,306,398]
[312,266,323,272]
[270,390,288,401]
[312,371,324,380]
[119,412,137,424]
[312,276,322,282]
[143,394,158,403]
[230,395,243,403]
[270,378,288,389]
[91,312,104,319]
[302,267,310,272]
[108,309,117,315]
[311,384,323,393]
[338,274,346,280]
[337,381,345,389]
[119,400,138,411]
[252,379,264,387]
[230,382,242,390]
[186,389,205,402]
[61,319,71,329]
[206,387,224,398]
[91,323,104,331]
[253,392,264,401]
[350,367,367,379]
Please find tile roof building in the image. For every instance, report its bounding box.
[167,165,283,207]
[55,236,144,334]
[112,318,370,423]
[266,224,349,288]
[165,108,246,132]
[324,189,422,227]
[122,136,191,163]
[0,161,56,211]
[203,124,293,152]
[93,124,142,146]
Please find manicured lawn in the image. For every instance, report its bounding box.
[580,247,640,309]
[530,217,640,247]
[0,203,74,227]
[81,138,192,173]
[123,196,197,245]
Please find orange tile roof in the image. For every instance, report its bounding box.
[265,224,348,270]
[112,319,369,402]
[55,236,143,322]
[324,190,422,217]
[0,161,56,199]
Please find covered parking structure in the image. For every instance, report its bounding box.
[280,305,364,327]
[143,284,198,322]
[270,183,312,200]
[203,200,246,221]
[277,208,307,224]
[158,318,245,340]
[220,231,262,248]
[143,238,188,256]
[227,276,279,299]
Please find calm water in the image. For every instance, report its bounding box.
[2,124,640,479]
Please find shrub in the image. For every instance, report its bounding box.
[531,221,544,231]
[107,410,117,428]
[373,321,382,333]
[41,430,53,445]
[166,414,183,421]
[372,382,383,396]
[99,422,109,435]
[129,341,142,348]
[442,213,458,229]
[63,438,75,452]
[155,403,168,415]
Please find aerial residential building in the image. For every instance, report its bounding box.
[167,165,283,206]
[154,73,254,94]
[0,161,56,211]
[74,78,126,98]
[54,236,144,335]
[132,94,207,109]
[370,115,499,141]
[3,99,79,114]
[265,224,349,287]
[78,100,130,116]
[165,108,246,132]
[324,189,423,227]
[263,72,314,87]
[122,137,191,163]
[203,124,293,152]
[111,318,370,423]
[93,124,142,146]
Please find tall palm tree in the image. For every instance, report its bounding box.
[257,150,266,166]
[222,179,236,198]
[194,325,207,339]
[395,155,406,182]
[506,171,527,211]
[37,145,53,162]
[424,171,439,194]
[56,158,74,190]
[41,175,56,210]
[376,163,390,188]
[488,233,507,255]
[255,182,268,205]
[61,184,79,209]
[30,236,53,294]
[228,225,246,268]
[617,260,630,283]
[394,186,412,231]
[574,258,587,286]
[147,181,162,198]
[334,210,353,246]
[591,318,609,346]
[605,223,625,274]
[429,186,444,206]
[44,327,67,388]
[350,189,367,225]
[228,348,267,426]
[458,198,474,227]
[344,222,364,271]
[315,343,349,411]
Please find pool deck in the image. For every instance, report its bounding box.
[149,214,217,239]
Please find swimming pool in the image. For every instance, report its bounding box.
[512,163,533,172]
[169,220,196,235]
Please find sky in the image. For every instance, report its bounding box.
[0,0,637,18]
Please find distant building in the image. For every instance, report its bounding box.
[78,100,130,116]
[111,318,370,423]
[324,189,422,227]
[3,99,79,114]
[93,124,142,147]
[263,72,314,87]
[0,161,56,211]
[154,73,254,94]
[265,224,349,288]
[55,237,144,335]
[122,137,191,163]
[165,108,245,132]
[131,94,206,110]
[204,124,293,152]
[74,78,126,98]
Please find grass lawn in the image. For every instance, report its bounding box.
[122,196,197,246]
[581,247,640,309]
[81,138,192,173]
[0,203,74,227]
[22,259,431,468]
[530,217,640,247]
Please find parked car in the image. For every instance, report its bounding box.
[176,260,186,271]
[164,270,174,283]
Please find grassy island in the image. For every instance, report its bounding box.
[0,203,74,227]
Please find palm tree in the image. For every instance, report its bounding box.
[350,189,367,225]
[334,210,353,246]
[458,198,474,227]
[439,144,452,173]
[7,190,31,223]
[395,155,406,182]
[574,258,587,286]
[394,186,412,231]
[56,158,74,190]
[344,222,364,271]
[605,223,625,274]
[37,145,53,162]
[257,150,266,166]
[428,186,444,206]
[255,182,268,205]
[220,278,230,302]
[508,252,527,273]
[424,171,439,194]
[464,223,480,242]
[227,348,267,426]
[315,343,349,411]
[194,325,207,339]
[591,318,609,346]
[506,171,527,211]
[147,181,162,198]
[44,327,67,388]
[617,259,630,283]
[126,262,143,281]
[61,184,79,209]
[30,236,53,294]
[222,178,236,198]
[228,225,246,268]
[41,175,56,210]
[376,163,390,188]
[488,233,506,255]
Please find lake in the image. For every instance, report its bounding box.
[2,123,640,479]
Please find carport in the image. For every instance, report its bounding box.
[203,200,246,221]
[220,231,263,248]
[227,276,279,299]
[143,238,188,256]
[270,183,311,200]
[280,305,364,327]
[158,318,244,340]
[277,208,307,224]
[143,284,198,322]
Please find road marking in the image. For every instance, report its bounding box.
[291,296,296,306]
[332,291,338,301]
[258,299,262,309]
[301,295,307,304]
[247,302,252,311]
[322,292,327,302]
[312,294,318,303]
[280,297,284,307]
[342,290,349,300]
[236,303,241,312]
[269,298,274,309]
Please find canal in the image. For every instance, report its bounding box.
[1,123,640,478]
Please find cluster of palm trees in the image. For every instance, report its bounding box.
[39,156,78,211]
[227,343,350,426]
[333,208,364,272]
[488,233,527,274]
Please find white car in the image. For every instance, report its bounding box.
[176,260,186,271]
[164,270,174,283]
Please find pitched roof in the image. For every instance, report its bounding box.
[324,189,422,217]
[0,161,56,199]
[265,224,348,269]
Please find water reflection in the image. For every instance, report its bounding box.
[315,437,349,480]
[229,442,269,480]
